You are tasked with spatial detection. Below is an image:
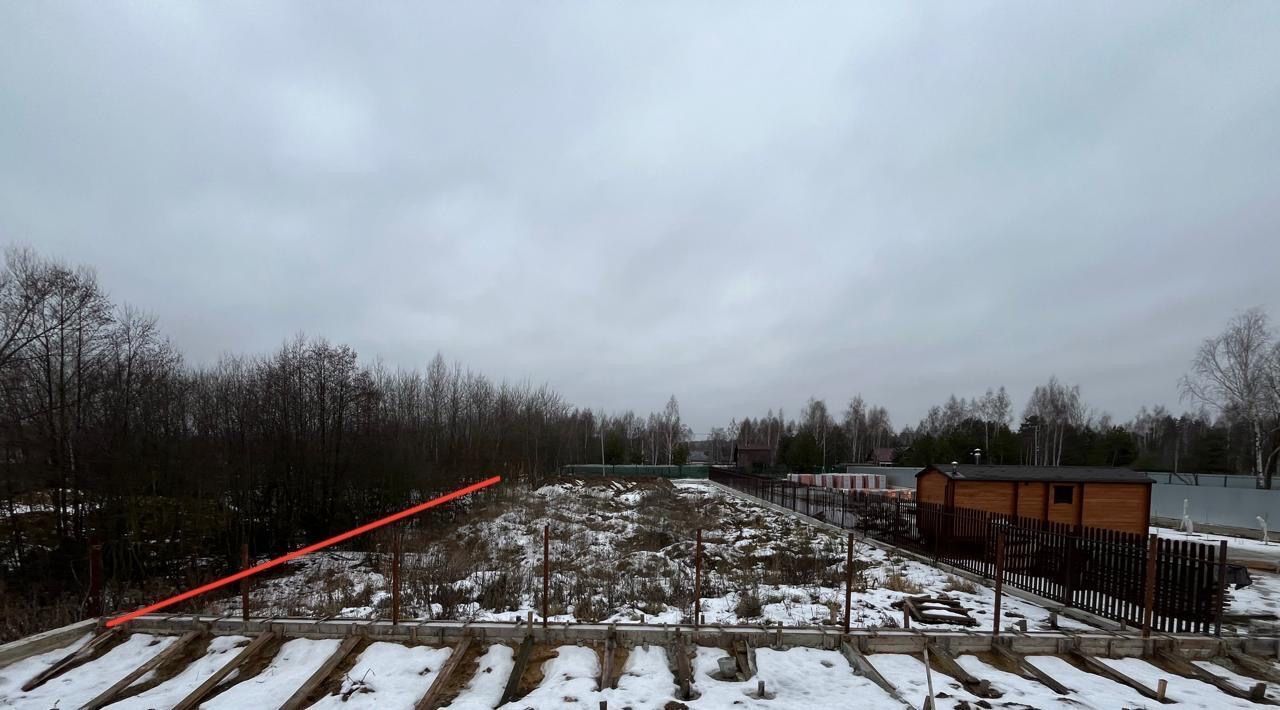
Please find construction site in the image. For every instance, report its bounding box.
[4,474,1280,709]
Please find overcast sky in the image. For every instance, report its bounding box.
[2,2,1278,433]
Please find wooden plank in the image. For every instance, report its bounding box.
[732,639,753,681]
[600,637,614,691]
[925,641,1000,698]
[21,627,120,691]
[172,631,276,710]
[498,635,534,706]
[671,634,692,700]
[414,636,473,710]
[279,634,361,710]
[1071,651,1170,703]
[839,641,910,706]
[1226,649,1280,684]
[1155,650,1276,705]
[989,643,1070,695]
[83,631,202,710]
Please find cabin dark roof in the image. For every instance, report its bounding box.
[918,464,1152,484]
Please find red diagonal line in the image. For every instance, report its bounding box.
[105,476,502,628]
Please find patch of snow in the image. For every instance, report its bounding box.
[0,632,92,700]
[311,642,451,709]
[201,637,341,709]
[443,643,514,710]
[599,646,677,708]
[3,634,177,709]
[1100,656,1272,709]
[1193,659,1278,699]
[502,645,598,709]
[107,635,250,710]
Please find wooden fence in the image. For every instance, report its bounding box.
[710,469,1229,634]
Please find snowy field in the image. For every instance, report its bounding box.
[206,478,1085,633]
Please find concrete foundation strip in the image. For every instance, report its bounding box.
[0,618,98,671]
[102,613,1280,660]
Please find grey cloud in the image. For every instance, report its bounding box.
[2,1,1278,433]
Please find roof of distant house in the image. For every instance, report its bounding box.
[735,444,772,452]
[918,464,1152,484]
[873,447,894,460]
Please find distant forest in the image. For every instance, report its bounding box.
[722,309,1280,488]
[1,246,1279,638]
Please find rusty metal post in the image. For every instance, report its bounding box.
[843,532,854,634]
[392,529,402,625]
[694,529,703,628]
[1214,539,1228,637]
[542,524,550,629]
[1142,533,1159,637]
[993,530,1006,636]
[88,540,103,617]
[240,543,250,623]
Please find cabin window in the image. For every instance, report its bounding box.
[1053,485,1074,505]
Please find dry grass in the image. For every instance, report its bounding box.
[227,477,909,626]
[943,575,978,594]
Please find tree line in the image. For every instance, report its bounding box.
[0,247,696,629]
[723,310,1280,486]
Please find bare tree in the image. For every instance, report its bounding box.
[1181,307,1275,487]
[842,395,866,463]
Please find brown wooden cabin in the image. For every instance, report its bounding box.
[915,464,1153,535]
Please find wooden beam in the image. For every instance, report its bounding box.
[21,628,121,691]
[498,635,534,706]
[989,643,1070,695]
[840,641,910,706]
[600,637,614,691]
[1226,649,1280,683]
[172,631,276,710]
[82,631,202,710]
[925,641,1001,698]
[279,635,361,710]
[1071,651,1170,703]
[1154,650,1276,705]
[732,639,754,681]
[670,633,692,700]
[414,636,473,710]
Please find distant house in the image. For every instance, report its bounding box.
[687,449,711,465]
[734,444,772,474]
[872,448,895,466]
[915,464,1152,535]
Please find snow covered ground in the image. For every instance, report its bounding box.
[1153,525,1280,558]
[207,478,1084,633]
[4,629,1278,709]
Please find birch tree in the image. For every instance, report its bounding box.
[1181,308,1275,487]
